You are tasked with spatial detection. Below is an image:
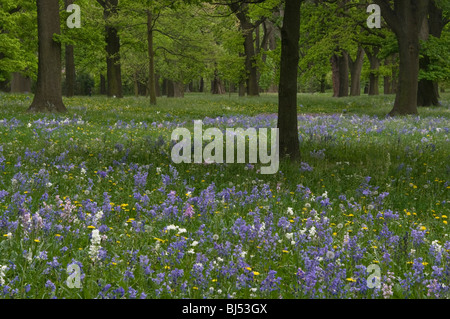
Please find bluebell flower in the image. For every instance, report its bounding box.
[45,280,56,292]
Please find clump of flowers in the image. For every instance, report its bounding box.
[88,229,103,262]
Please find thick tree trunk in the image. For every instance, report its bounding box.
[99,0,123,98]
[390,33,420,115]
[147,10,157,105]
[278,0,302,162]
[417,74,439,106]
[167,80,184,98]
[28,0,66,113]
[367,47,380,96]
[330,55,340,97]
[417,1,445,107]
[338,51,349,97]
[331,51,349,97]
[105,26,122,98]
[349,46,365,96]
[374,0,429,116]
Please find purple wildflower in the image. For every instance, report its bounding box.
[183,203,195,219]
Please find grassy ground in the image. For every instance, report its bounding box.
[0,92,449,299]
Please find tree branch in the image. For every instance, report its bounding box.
[373,0,399,34]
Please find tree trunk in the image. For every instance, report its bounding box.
[320,74,326,93]
[167,80,184,98]
[199,77,204,93]
[331,50,349,97]
[330,54,340,97]
[161,78,168,96]
[367,47,380,96]
[167,80,174,97]
[417,11,435,107]
[229,3,260,97]
[10,73,32,93]
[417,55,439,106]
[100,74,107,95]
[238,81,246,97]
[28,0,66,113]
[417,0,445,107]
[243,24,259,96]
[212,64,226,94]
[278,0,302,162]
[374,0,429,116]
[349,46,365,96]
[99,0,123,98]
[147,9,157,105]
[390,32,421,115]
[338,51,349,97]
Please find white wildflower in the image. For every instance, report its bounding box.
[326,251,335,259]
[431,240,442,252]
[0,265,8,286]
[309,226,316,237]
[166,224,178,231]
[88,229,102,262]
[94,210,103,223]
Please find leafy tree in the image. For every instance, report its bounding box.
[0,0,37,90]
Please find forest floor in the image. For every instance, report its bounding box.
[0,92,449,299]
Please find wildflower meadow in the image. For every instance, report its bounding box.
[0,93,449,301]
